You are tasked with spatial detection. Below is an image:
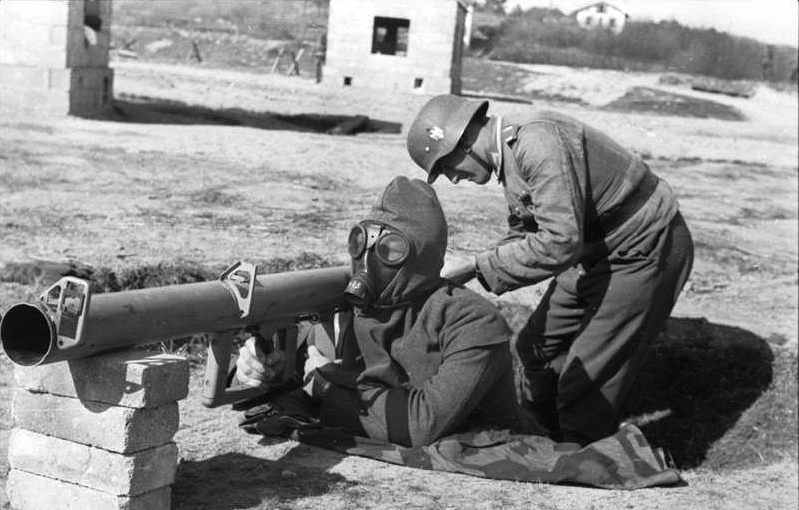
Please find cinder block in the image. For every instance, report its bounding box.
[15,350,189,408]
[9,429,178,496]
[12,389,179,453]
[7,469,171,510]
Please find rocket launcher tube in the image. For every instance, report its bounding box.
[0,262,351,407]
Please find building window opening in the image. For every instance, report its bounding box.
[371,17,410,56]
[343,76,352,86]
[414,78,423,88]
[84,0,102,32]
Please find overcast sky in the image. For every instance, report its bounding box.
[505,0,799,47]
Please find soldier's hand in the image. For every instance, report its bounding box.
[441,254,477,286]
[234,336,286,388]
[302,345,339,398]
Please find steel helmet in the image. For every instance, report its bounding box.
[406,94,488,183]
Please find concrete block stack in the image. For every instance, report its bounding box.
[6,350,189,510]
[0,0,114,116]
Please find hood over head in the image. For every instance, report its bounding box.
[361,176,447,307]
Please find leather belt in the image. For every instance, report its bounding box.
[585,170,659,241]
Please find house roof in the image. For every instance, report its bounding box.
[571,2,629,18]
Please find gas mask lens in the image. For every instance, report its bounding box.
[348,223,409,266]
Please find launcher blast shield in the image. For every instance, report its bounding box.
[0,262,350,407]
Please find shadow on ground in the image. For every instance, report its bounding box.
[173,447,356,510]
[620,317,783,469]
[497,304,790,471]
[101,95,402,135]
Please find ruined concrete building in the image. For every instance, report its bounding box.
[322,0,472,95]
[0,0,114,116]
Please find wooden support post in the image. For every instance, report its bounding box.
[271,48,285,73]
[287,48,304,76]
[188,40,202,63]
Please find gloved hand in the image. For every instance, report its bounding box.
[302,345,339,398]
[238,389,321,436]
[234,336,286,388]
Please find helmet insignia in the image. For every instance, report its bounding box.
[427,125,444,141]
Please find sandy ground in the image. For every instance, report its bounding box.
[0,61,797,509]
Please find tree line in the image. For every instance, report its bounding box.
[474,7,797,82]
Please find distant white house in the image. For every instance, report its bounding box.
[572,2,629,34]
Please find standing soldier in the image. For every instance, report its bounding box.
[406,94,694,445]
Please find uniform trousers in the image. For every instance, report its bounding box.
[517,212,694,445]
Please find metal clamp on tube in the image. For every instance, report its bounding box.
[219,261,257,318]
[39,276,91,350]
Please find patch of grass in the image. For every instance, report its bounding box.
[0,122,55,134]
[271,170,354,194]
[691,238,760,273]
[650,156,771,170]
[190,187,244,206]
[0,153,70,188]
[462,58,542,97]
[112,0,328,75]
[1,255,338,293]
[462,58,588,105]
[287,211,335,231]
[114,0,327,41]
[704,346,797,470]
[735,206,795,222]
[131,205,181,226]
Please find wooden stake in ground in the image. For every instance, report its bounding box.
[188,40,202,63]
[271,48,285,73]
[287,48,304,76]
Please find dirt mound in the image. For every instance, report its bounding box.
[603,86,746,120]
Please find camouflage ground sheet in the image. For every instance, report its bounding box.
[294,423,682,490]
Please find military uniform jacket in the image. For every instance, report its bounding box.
[475,110,679,294]
[313,283,522,447]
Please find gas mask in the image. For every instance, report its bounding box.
[343,221,410,308]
